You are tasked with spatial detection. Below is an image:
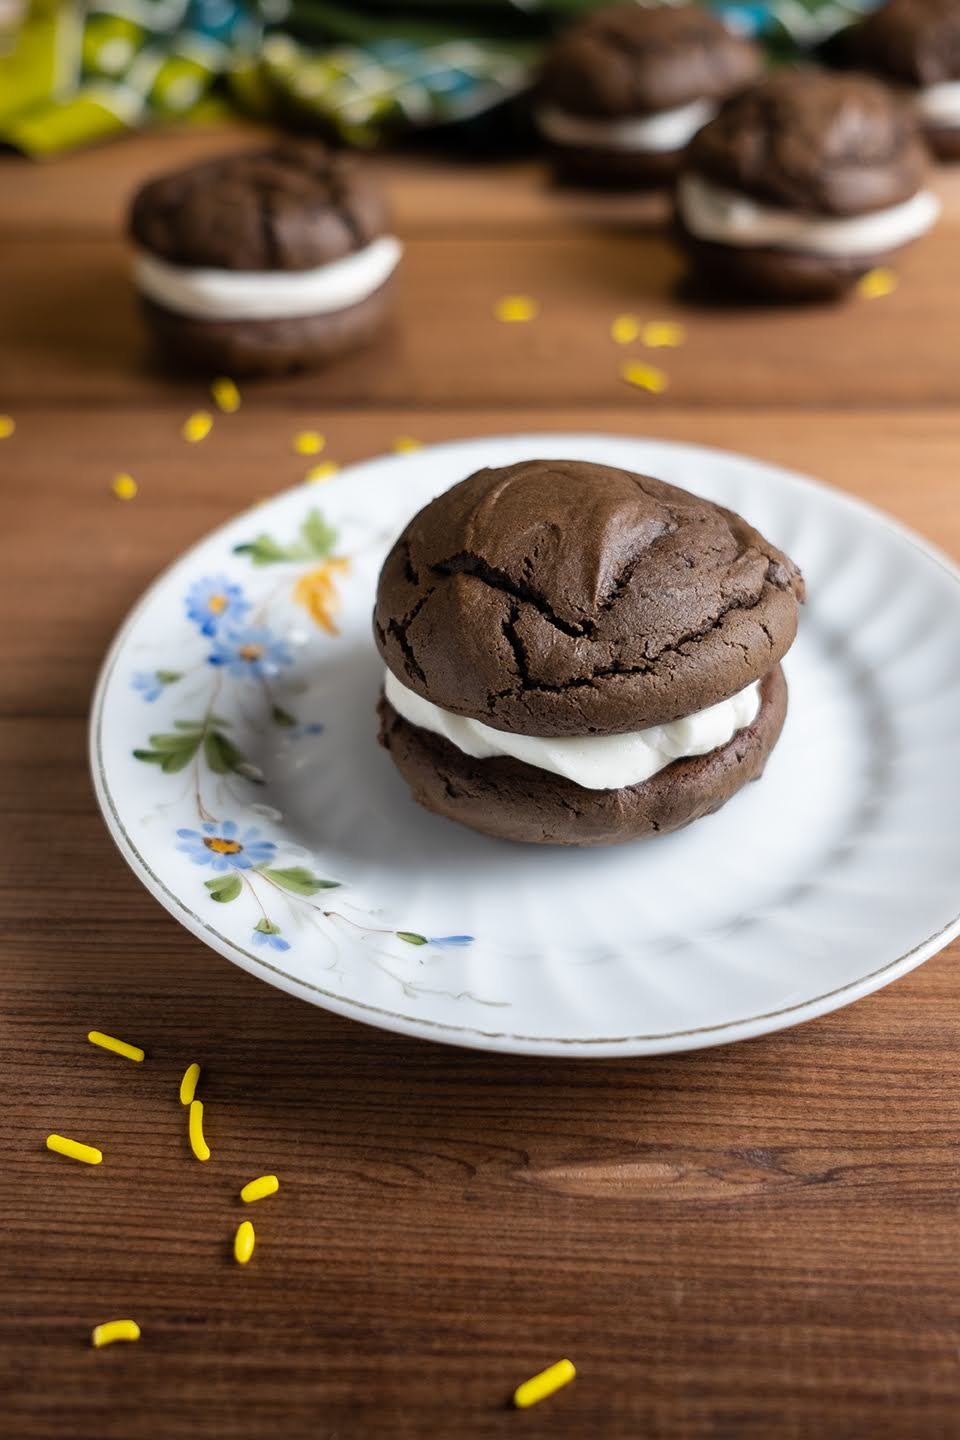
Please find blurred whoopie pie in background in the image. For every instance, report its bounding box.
[535,2,762,188]
[675,68,941,302]
[129,142,401,376]
[826,0,960,159]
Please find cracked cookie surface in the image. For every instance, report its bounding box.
[129,142,388,271]
[685,68,927,217]
[374,459,804,737]
[538,2,761,118]
[831,0,960,89]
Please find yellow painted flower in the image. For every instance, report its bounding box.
[294,557,350,635]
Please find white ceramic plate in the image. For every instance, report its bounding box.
[90,435,960,1057]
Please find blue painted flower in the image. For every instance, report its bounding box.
[186,575,250,637]
[208,625,293,680]
[176,819,277,872]
[289,722,325,739]
[132,670,164,702]
[428,935,474,947]
[252,920,290,951]
[132,668,182,702]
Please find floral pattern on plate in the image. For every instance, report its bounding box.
[128,506,475,966]
[92,435,960,1055]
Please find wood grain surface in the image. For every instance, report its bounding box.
[3,125,960,1440]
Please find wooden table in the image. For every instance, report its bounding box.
[4,125,960,1440]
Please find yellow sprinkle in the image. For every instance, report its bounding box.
[240,1174,280,1204]
[179,1062,201,1106]
[92,1319,141,1349]
[0,415,15,439]
[513,1359,576,1409]
[392,435,421,453]
[234,1220,256,1265]
[188,1099,210,1162]
[305,460,339,483]
[611,314,640,345]
[293,430,325,455]
[211,377,241,413]
[182,411,213,443]
[857,267,898,300]
[621,360,669,394]
[495,294,538,323]
[111,472,137,501]
[87,1031,145,1063]
[642,320,686,348]
[46,1134,102,1166]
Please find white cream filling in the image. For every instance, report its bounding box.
[678,171,940,255]
[536,98,716,153]
[385,668,761,792]
[917,81,960,129]
[133,234,403,322]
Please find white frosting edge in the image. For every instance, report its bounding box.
[677,172,941,256]
[384,668,762,792]
[917,81,960,128]
[133,235,403,322]
[535,98,716,153]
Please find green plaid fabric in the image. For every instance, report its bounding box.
[0,0,880,157]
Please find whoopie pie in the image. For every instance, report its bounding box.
[827,0,960,159]
[674,68,940,301]
[375,459,804,847]
[129,142,401,376]
[535,2,762,187]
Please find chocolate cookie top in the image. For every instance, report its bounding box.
[129,142,388,272]
[685,68,927,215]
[374,460,804,738]
[835,0,960,87]
[537,3,761,118]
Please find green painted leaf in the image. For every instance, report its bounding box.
[233,535,297,566]
[261,866,339,896]
[160,746,197,773]
[233,510,338,566]
[148,732,202,751]
[301,509,338,558]
[133,748,165,764]
[271,704,297,728]
[254,917,282,935]
[204,729,248,775]
[155,670,183,685]
[205,874,241,903]
[173,719,206,732]
[396,931,428,947]
[203,730,229,774]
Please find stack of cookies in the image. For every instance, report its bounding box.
[535,3,943,301]
[674,68,941,301]
[827,0,960,160]
[376,459,804,847]
[535,3,761,188]
[129,142,401,376]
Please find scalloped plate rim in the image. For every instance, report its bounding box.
[88,432,960,1058]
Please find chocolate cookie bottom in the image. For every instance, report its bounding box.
[141,277,393,377]
[676,219,899,302]
[378,665,787,847]
[926,125,960,162]
[552,142,682,189]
